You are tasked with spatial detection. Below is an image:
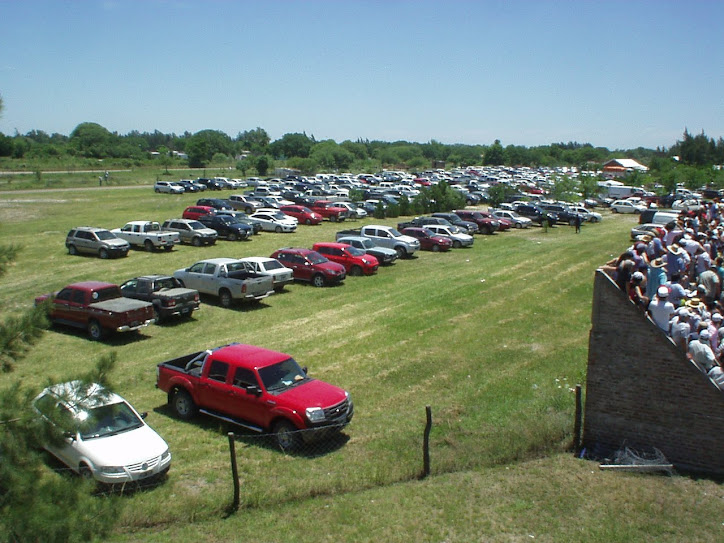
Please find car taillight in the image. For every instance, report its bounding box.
[193,293,199,302]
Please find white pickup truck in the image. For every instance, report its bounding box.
[112,221,180,252]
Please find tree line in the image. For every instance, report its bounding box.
[5,122,718,175]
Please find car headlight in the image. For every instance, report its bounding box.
[161,449,170,460]
[100,466,125,475]
[306,407,325,423]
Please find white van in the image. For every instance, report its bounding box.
[605,185,643,199]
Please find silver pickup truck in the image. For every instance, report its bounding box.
[112,221,180,252]
[173,258,275,308]
[336,225,420,258]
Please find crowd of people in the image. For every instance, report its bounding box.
[601,201,724,389]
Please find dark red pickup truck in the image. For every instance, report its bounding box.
[36,281,155,340]
[308,200,348,222]
[156,343,353,450]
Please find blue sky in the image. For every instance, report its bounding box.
[1,0,722,150]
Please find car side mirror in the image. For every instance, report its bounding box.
[246,385,262,396]
[302,366,308,375]
[140,412,148,419]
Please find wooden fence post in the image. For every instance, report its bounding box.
[423,405,432,478]
[228,432,240,511]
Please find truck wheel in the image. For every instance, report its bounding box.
[275,226,282,233]
[87,320,105,341]
[79,463,94,481]
[171,389,197,420]
[273,420,301,451]
[98,248,109,259]
[245,206,253,214]
[394,246,407,259]
[191,236,202,247]
[144,240,154,252]
[68,244,78,255]
[227,232,238,241]
[312,274,326,287]
[219,289,233,308]
[164,245,173,251]
[152,306,162,324]
[515,222,523,229]
[350,265,363,277]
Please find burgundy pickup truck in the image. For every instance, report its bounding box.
[156,343,353,450]
[36,281,155,340]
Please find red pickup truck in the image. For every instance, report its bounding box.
[36,281,155,340]
[156,343,353,450]
[308,200,348,222]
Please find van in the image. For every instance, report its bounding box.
[605,185,643,199]
[638,209,680,225]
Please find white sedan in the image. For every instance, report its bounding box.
[424,224,474,248]
[33,381,171,485]
[239,256,294,291]
[491,209,532,228]
[610,200,647,214]
[249,209,298,232]
[568,205,603,223]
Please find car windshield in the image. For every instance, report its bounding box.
[388,228,403,237]
[91,287,121,302]
[347,246,366,257]
[258,357,307,394]
[307,252,328,264]
[78,401,144,440]
[95,230,116,240]
[188,221,204,229]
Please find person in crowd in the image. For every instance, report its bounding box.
[698,262,721,308]
[670,307,691,350]
[628,271,648,308]
[646,258,667,301]
[688,329,718,373]
[664,273,689,307]
[648,285,676,331]
[665,243,688,281]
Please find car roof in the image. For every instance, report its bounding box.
[66,281,117,290]
[313,242,349,249]
[40,381,123,411]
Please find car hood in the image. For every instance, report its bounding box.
[277,379,348,410]
[75,424,168,466]
[318,261,346,273]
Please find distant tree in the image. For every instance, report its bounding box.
[340,140,368,161]
[579,174,601,200]
[488,183,516,208]
[483,139,505,166]
[0,133,14,157]
[157,145,172,174]
[398,194,411,216]
[549,175,579,202]
[255,154,273,176]
[269,133,314,159]
[69,122,114,158]
[236,127,270,155]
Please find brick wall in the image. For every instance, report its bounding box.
[583,270,724,474]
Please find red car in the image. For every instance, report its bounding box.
[308,200,348,222]
[270,248,346,287]
[280,205,323,225]
[182,205,215,220]
[399,227,452,252]
[479,210,511,231]
[312,242,379,276]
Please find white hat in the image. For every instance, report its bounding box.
[714,313,723,322]
[657,286,669,298]
[700,330,711,341]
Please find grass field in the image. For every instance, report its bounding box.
[1,186,722,542]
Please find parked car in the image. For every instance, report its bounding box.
[280,205,323,225]
[568,205,603,223]
[33,381,171,484]
[335,235,398,265]
[336,225,419,259]
[173,258,275,307]
[119,275,200,322]
[512,204,558,226]
[336,201,368,219]
[610,200,647,214]
[270,248,346,287]
[238,257,295,291]
[196,198,233,211]
[312,242,379,276]
[176,180,204,192]
[182,205,216,220]
[228,194,264,214]
[154,181,184,194]
[111,221,179,252]
[423,224,474,248]
[308,200,348,222]
[194,178,223,191]
[491,209,532,229]
[399,227,453,252]
[249,210,298,233]
[630,223,666,240]
[161,219,218,246]
[214,210,263,234]
[35,281,155,340]
[453,210,499,234]
[538,203,581,226]
[65,226,130,259]
[155,344,353,450]
[430,212,479,234]
[197,214,253,241]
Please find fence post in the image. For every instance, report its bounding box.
[573,385,582,455]
[228,432,240,511]
[423,405,432,478]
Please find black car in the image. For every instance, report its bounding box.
[513,204,558,226]
[177,180,204,193]
[214,210,263,235]
[197,215,253,241]
[538,203,580,225]
[196,198,233,211]
[431,212,479,234]
[195,178,224,191]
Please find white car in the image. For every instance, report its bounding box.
[491,209,532,228]
[249,209,298,232]
[423,224,474,248]
[568,205,603,223]
[33,382,171,485]
[672,198,702,212]
[610,200,647,214]
[239,256,294,291]
[154,181,184,194]
[337,202,368,219]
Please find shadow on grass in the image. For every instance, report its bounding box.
[47,323,153,345]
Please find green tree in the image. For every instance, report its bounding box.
[483,139,505,166]
[157,145,172,174]
[269,133,314,159]
[488,183,516,208]
[236,127,270,155]
[255,154,273,176]
[579,174,601,200]
[549,175,579,202]
[69,122,114,158]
